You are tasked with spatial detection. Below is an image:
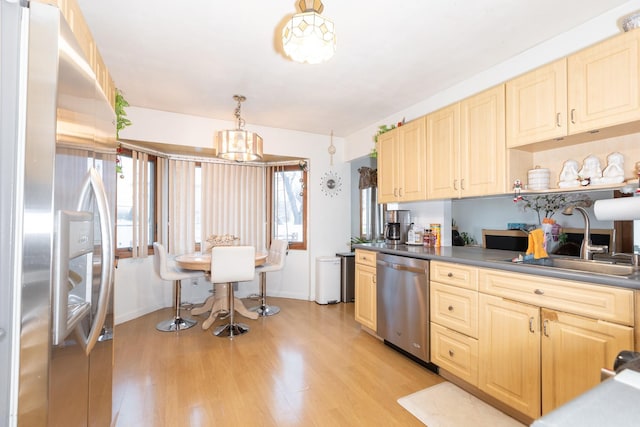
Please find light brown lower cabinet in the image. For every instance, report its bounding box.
[354,250,377,331]
[477,293,633,420]
[540,308,633,414]
[478,294,541,419]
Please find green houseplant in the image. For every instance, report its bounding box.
[115,89,132,177]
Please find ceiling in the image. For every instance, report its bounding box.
[76,0,633,138]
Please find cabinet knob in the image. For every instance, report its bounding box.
[448,305,454,312]
[534,289,544,295]
[448,349,455,357]
[447,272,453,278]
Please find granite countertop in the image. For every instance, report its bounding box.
[353,243,640,290]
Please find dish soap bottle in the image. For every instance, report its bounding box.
[407,223,415,244]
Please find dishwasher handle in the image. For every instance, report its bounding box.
[377,259,426,275]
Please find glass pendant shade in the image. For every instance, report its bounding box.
[282,10,336,64]
[216,95,263,161]
[216,129,263,162]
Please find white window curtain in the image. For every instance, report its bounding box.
[168,159,196,255]
[131,150,149,258]
[201,162,266,251]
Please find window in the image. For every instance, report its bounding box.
[271,164,307,250]
[115,149,157,258]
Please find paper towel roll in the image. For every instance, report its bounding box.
[593,196,640,221]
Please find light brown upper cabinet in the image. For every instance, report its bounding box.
[506,59,568,147]
[428,85,506,199]
[507,29,640,149]
[568,29,640,133]
[377,119,427,203]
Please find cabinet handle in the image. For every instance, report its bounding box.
[534,288,544,295]
[448,349,455,357]
[393,188,398,197]
[543,319,549,337]
[372,277,376,284]
[461,179,465,190]
[529,317,535,333]
[556,112,561,127]
[453,179,458,190]
[399,188,403,197]
[448,305,454,312]
[570,108,576,124]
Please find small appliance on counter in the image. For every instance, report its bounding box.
[383,209,410,246]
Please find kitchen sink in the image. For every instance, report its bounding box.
[507,256,636,276]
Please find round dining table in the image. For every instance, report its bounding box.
[174,250,268,330]
[174,251,268,271]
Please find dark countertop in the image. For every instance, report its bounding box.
[353,243,640,290]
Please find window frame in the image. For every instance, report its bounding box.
[270,164,308,251]
[115,148,158,259]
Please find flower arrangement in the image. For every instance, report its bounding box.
[205,234,240,252]
[516,193,592,225]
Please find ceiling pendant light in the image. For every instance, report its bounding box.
[215,95,263,162]
[282,0,336,64]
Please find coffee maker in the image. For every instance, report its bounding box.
[384,210,410,245]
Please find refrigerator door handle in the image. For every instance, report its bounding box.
[77,167,114,355]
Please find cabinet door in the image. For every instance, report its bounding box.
[426,103,460,199]
[460,85,506,197]
[540,308,633,415]
[479,294,541,419]
[377,131,398,203]
[397,119,427,201]
[506,59,568,147]
[355,264,376,330]
[568,29,640,133]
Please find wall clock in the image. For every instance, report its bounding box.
[320,170,342,197]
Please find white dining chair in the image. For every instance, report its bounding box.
[250,239,287,316]
[209,246,256,337]
[152,242,205,332]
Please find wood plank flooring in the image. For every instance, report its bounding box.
[112,298,443,426]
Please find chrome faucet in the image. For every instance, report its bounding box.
[562,206,608,260]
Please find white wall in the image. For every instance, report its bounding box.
[344,1,640,161]
[113,1,639,324]
[114,108,351,324]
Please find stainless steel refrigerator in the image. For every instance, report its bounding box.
[1,1,116,425]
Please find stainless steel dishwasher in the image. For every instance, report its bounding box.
[376,253,430,364]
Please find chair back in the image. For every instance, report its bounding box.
[153,242,169,279]
[265,239,288,271]
[210,246,255,284]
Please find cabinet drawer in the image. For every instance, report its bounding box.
[431,323,478,386]
[355,249,377,267]
[431,281,478,338]
[478,268,634,326]
[430,261,478,290]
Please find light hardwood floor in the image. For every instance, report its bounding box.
[112,298,443,426]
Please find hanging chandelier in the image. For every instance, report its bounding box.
[282,0,336,64]
[215,95,263,161]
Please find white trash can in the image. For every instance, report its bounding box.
[315,256,341,304]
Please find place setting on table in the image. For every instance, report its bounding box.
[174,234,268,335]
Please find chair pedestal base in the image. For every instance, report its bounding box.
[156,278,197,332]
[249,304,281,317]
[156,316,196,332]
[213,322,249,337]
